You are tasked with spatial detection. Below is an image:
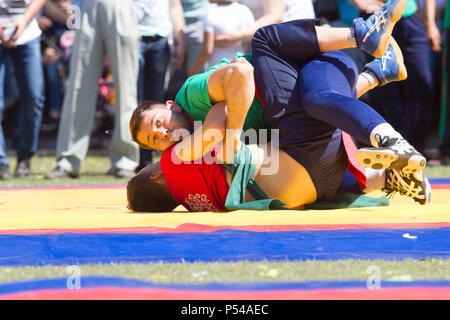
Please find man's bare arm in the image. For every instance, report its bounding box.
[207,61,255,161]
[173,102,227,162]
[425,0,442,52]
[174,61,255,163]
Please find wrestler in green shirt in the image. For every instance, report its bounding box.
[174,53,272,132]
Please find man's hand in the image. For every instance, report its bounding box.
[42,46,61,66]
[427,23,442,52]
[1,0,48,48]
[172,37,186,68]
[425,0,441,52]
[215,30,244,49]
[231,57,251,65]
[4,16,28,47]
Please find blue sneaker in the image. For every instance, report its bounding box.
[363,37,407,86]
[353,0,406,57]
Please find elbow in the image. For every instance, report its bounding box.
[225,62,254,85]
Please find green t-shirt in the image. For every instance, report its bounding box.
[444,0,450,29]
[174,53,272,132]
[386,0,417,18]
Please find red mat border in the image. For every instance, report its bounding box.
[1,222,450,235]
[2,286,450,300]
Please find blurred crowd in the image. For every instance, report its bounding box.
[0,0,448,180]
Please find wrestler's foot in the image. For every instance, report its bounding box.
[383,169,432,205]
[353,0,406,57]
[363,37,407,86]
[356,135,427,174]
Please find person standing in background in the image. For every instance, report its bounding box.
[188,0,254,77]
[352,0,433,155]
[425,0,450,164]
[283,0,316,21]
[45,0,140,179]
[213,0,286,50]
[212,0,316,50]
[134,0,185,172]
[166,0,210,98]
[0,0,47,180]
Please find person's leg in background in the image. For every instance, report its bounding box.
[9,37,45,177]
[397,14,433,153]
[0,46,9,179]
[46,0,105,179]
[166,19,205,99]
[101,0,140,178]
[42,60,63,131]
[368,14,433,153]
[439,29,450,163]
[136,36,171,172]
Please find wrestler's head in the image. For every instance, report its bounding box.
[129,100,193,152]
[127,162,179,212]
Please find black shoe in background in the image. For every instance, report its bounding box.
[14,159,31,178]
[0,164,11,180]
[45,166,79,179]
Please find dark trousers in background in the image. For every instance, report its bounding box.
[0,37,45,166]
[137,36,171,171]
[440,30,450,156]
[368,14,433,150]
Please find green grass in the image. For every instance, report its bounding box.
[0,154,158,188]
[1,154,450,189]
[1,259,450,285]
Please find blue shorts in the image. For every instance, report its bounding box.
[252,20,356,201]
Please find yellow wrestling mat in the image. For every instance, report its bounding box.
[0,186,449,231]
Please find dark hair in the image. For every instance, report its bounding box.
[127,167,179,212]
[129,100,163,149]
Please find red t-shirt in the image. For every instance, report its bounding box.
[160,145,230,212]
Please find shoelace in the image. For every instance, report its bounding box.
[375,134,415,155]
[383,170,425,202]
[362,8,389,43]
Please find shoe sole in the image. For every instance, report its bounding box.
[356,148,426,173]
[371,0,407,57]
[389,36,407,80]
[44,173,79,179]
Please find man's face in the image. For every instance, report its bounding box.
[136,101,192,152]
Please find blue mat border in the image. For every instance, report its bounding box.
[1,227,450,266]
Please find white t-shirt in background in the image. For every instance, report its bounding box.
[238,0,315,21]
[0,0,41,45]
[202,2,254,65]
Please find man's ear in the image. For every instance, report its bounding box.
[166,100,182,112]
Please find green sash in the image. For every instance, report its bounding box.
[223,145,287,211]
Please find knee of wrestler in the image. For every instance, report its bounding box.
[251,26,270,50]
[302,91,336,115]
